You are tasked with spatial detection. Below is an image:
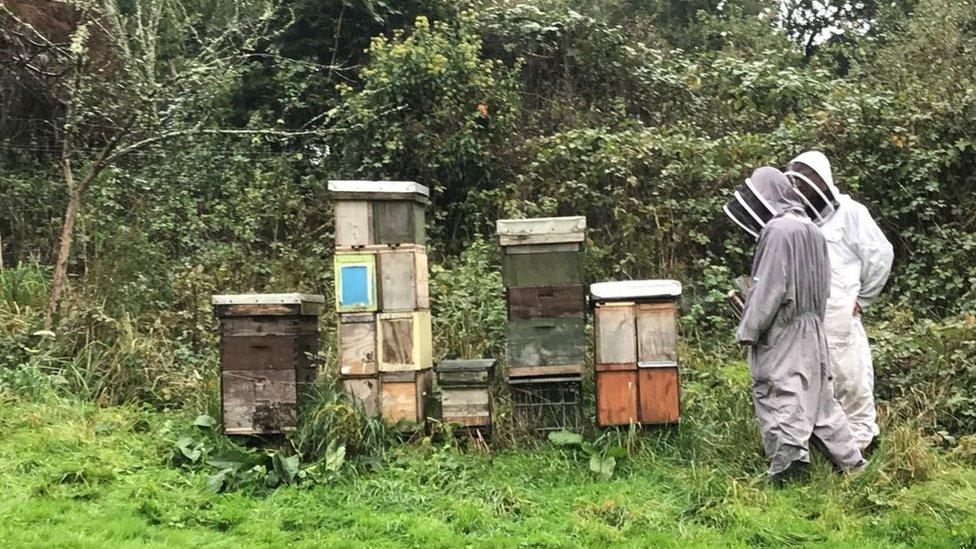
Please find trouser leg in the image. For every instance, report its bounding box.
[752,380,811,477]
[812,371,865,472]
[829,318,880,449]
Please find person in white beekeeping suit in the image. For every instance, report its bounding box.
[784,151,894,455]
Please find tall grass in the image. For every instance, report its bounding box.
[0,262,49,308]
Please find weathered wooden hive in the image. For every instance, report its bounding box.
[330,180,433,426]
[497,216,586,432]
[590,280,682,427]
[436,359,495,432]
[212,293,325,435]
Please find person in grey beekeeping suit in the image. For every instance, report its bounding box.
[785,151,894,456]
[724,166,866,483]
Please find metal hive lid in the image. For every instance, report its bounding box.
[496,216,586,236]
[436,359,496,372]
[327,180,430,197]
[589,280,682,302]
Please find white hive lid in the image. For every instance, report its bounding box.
[211,293,326,305]
[327,180,429,197]
[589,280,682,302]
[496,216,586,236]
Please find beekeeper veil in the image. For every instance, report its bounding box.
[724,166,806,238]
[785,151,841,224]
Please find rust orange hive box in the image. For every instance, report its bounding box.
[590,280,682,427]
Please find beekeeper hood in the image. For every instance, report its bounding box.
[785,151,841,224]
[724,166,806,238]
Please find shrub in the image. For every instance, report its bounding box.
[873,311,976,435]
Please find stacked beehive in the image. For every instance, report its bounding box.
[329,180,433,426]
[212,293,325,435]
[590,280,682,427]
[435,359,495,435]
[497,216,587,433]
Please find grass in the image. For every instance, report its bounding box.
[1,397,975,547]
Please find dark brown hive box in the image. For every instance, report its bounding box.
[213,293,324,435]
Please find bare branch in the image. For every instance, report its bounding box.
[104,127,330,165]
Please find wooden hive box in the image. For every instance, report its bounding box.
[594,302,637,364]
[333,200,373,248]
[334,250,377,313]
[636,299,680,425]
[505,317,584,378]
[212,293,324,435]
[496,216,586,247]
[342,375,380,417]
[377,310,433,372]
[380,369,432,424]
[436,359,495,428]
[338,313,377,376]
[376,244,429,312]
[506,284,585,319]
[638,361,680,424]
[595,363,639,427]
[329,180,429,246]
[435,358,494,386]
[501,244,584,288]
[589,280,682,426]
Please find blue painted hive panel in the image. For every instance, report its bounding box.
[340,265,371,306]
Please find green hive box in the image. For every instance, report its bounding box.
[505,317,585,367]
[501,248,583,288]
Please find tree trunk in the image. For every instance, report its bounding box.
[45,187,82,328]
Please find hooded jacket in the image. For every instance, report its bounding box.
[734,166,865,476]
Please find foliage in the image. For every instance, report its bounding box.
[331,13,523,243]
[548,429,630,480]
[428,236,507,360]
[873,311,976,434]
[289,379,392,462]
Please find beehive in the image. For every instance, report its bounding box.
[590,280,682,427]
[497,219,586,357]
[213,293,324,435]
[331,180,434,427]
[328,180,428,246]
[436,359,495,429]
[380,369,432,424]
[497,216,587,432]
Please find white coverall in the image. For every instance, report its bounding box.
[789,151,895,449]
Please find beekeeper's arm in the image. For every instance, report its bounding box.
[851,203,894,310]
[736,228,789,346]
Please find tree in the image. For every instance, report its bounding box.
[780,0,878,58]
[0,0,329,327]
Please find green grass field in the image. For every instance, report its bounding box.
[2,398,975,548]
